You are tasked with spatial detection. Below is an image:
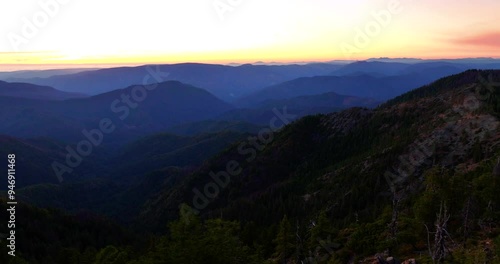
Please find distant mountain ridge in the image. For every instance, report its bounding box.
[0,68,98,79]
[330,60,500,77]
[0,81,233,141]
[0,80,87,100]
[238,73,444,105]
[4,59,500,104]
[5,63,345,101]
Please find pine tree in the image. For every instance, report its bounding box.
[273,215,295,263]
[309,211,337,257]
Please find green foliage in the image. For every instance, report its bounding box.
[93,246,129,264]
[449,246,489,264]
[346,220,388,256]
[309,211,337,248]
[273,215,295,263]
[129,205,258,264]
[0,198,138,264]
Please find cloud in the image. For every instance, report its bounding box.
[452,31,500,47]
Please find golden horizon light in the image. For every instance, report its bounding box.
[0,0,499,71]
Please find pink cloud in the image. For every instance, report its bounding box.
[453,32,500,47]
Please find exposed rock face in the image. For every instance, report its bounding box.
[319,80,500,198]
[377,84,500,197]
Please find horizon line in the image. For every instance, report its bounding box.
[1,56,500,72]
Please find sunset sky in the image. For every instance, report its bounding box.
[0,0,499,70]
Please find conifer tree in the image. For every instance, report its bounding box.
[273,215,295,263]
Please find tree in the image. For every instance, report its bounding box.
[273,215,295,263]
[308,211,338,262]
[165,204,204,264]
[93,246,129,264]
[432,201,452,264]
[309,211,335,247]
[161,204,254,264]
[202,219,251,264]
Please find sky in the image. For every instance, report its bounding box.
[0,0,499,70]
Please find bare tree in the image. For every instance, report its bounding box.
[432,201,452,263]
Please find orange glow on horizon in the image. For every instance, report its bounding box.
[0,0,499,71]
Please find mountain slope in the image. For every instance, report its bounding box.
[252,91,380,109]
[0,80,86,100]
[217,92,378,126]
[14,130,251,220]
[0,136,88,187]
[165,120,262,136]
[137,70,500,261]
[0,197,139,264]
[5,70,500,263]
[0,81,233,141]
[112,131,249,180]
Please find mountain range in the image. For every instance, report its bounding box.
[1,65,500,263]
[5,59,500,102]
[0,79,381,142]
[4,63,345,101]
